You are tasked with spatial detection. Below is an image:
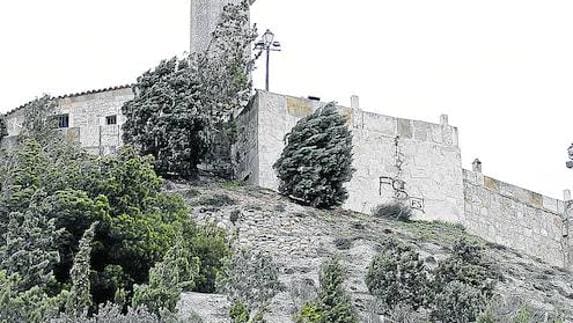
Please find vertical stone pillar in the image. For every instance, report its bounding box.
[350,95,360,110]
[440,114,449,126]
[190,0,256,54]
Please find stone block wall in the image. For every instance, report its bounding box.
[2,86,134,155]
[463,169,569,267]
[234,97,259,183]
[252,90,465,222]
[57,87,133,154]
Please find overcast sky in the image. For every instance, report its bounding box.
[1,0,572,199]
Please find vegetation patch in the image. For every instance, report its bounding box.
[372,202,413,222]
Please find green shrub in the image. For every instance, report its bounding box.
[430,239,500,322]
[296,257,357,323]
[132,234,200,315]
[217,249,281,315]
[433,239,499,299]
[317,257,358,323]
[365,239,431,311]
[430,281,486,323]
[197,193,237,207]
[477,296,565,323]
[0,139,230,309]
[295,302,322,323]
[229,300,250,323]
[187,223,232,293]
[372,202,413,222]
[273,103,354,208]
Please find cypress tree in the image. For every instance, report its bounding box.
[273,103,354,208]
[65,222,98,318]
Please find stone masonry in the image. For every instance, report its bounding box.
[236,91,465,222]
[2,87,571,269]
[2,86,133,155]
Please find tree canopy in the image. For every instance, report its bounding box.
[273,103,354,208]
[122,0,256,178]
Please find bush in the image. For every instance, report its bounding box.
[433,239,499,299]
[296,257,358,323]
[273,103,354,208]
[365,239,431,312]
[132,234,200,315]
[430,239,500,322]
[217,249,281,317]
[372,202,413,222]
[430,281,486,323]
[197,193,237,207]
[229,300,251,323]
[296,302,322,323]
[477,296,565,323]
[317,257,358,323]
[0,138,231,310]
[186,223,232,293]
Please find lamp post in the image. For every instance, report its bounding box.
[255,29,281,91]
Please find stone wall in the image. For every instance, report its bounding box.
[463,169,569,267]
[252,91,465,222]
[234,97,259,183]
[2,86,134,154]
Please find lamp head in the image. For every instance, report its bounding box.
[262,29,275,47]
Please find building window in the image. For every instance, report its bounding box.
[57,114,69,128]
[106,115,117,125]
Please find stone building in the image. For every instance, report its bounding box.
[1,0,571,269]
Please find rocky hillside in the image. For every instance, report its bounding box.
[167,180,573,322]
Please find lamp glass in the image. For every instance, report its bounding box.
[263,30,274,46]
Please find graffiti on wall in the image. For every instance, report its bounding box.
[379,136,425,212]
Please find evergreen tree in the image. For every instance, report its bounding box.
[297,257,357,323]
[365,239,431,311]
[65,222,98,318]
[122,0,256,177]
[132,234,200,315]
[273,103,354,208]
[0,206,63,291]
[317,257,358,323]
[20,95,61,148]
[217,249,281,318]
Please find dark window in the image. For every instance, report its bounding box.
[106,115,117,125]
[57,114,69,128]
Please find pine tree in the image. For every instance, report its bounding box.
[273,103,354,208]
[65,222,98,318]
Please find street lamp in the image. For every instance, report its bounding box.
[255,29,281,91]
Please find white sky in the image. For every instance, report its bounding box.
[1,0,572,199]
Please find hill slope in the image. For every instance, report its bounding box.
[168,180,573,322]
